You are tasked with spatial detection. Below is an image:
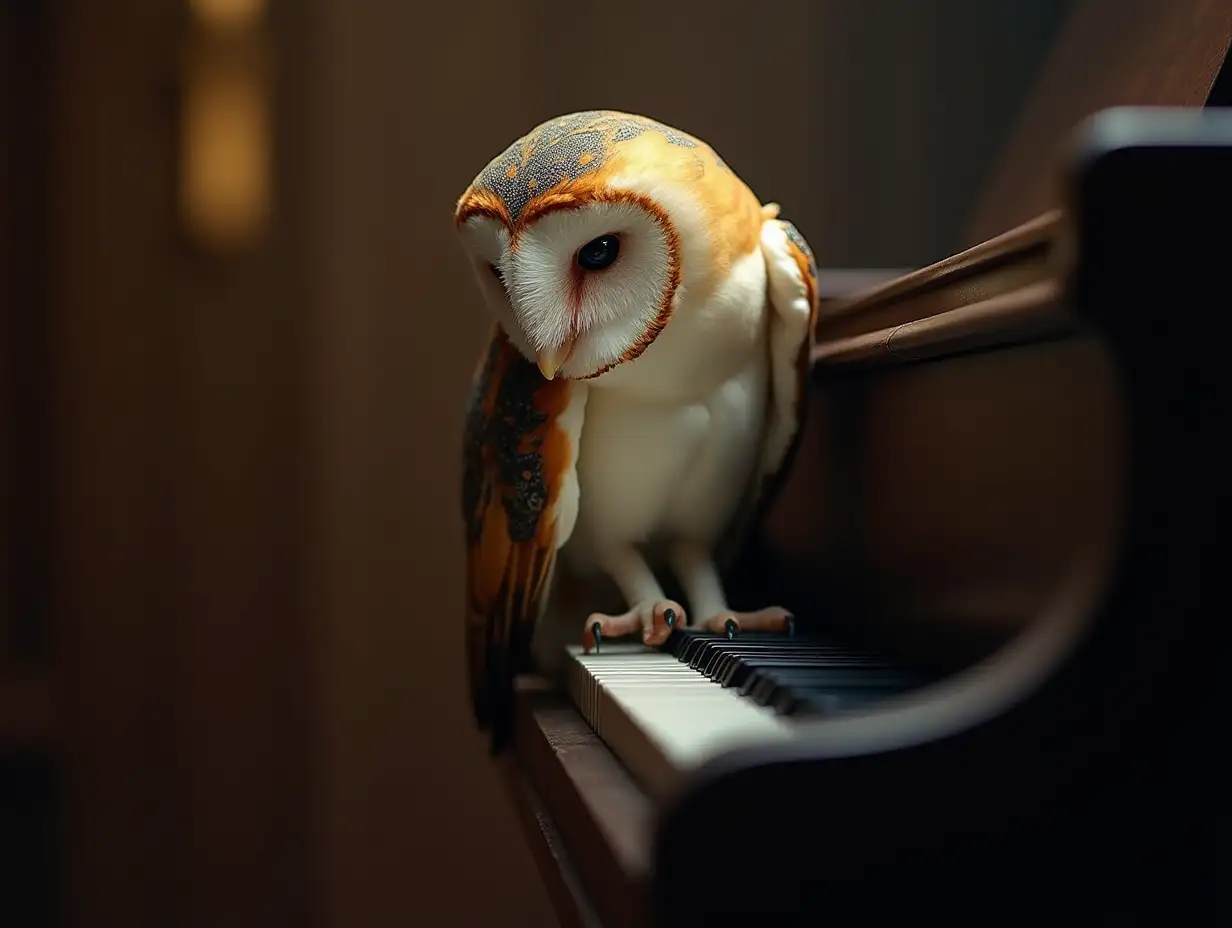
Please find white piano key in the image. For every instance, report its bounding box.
[563,643,794,802]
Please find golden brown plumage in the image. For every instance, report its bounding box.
[462,324,577,751]
[762,214,820,514]
[780,216,821,419]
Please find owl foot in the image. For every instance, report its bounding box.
[696,607,794,639]
[582,600,686,653]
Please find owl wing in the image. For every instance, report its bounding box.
[462,324,586,754]
[752,213,820,508]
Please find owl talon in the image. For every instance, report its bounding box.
[697,606,794,637]
[583,600,686,650]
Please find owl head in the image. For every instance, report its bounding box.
[454,110,764,382]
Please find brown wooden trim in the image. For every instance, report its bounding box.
[814,279,1072,372]
[500,758,603,928]
[817,211,1061,341]
[513,685,651,928]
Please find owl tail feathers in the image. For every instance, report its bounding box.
[475,656,515,757]
[761,202,782,220]
[464,609,514,757]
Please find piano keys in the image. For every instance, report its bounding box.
[565,630,940,804]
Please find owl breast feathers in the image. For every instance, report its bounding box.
[455,110,818,753]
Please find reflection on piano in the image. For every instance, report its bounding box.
[500,106,1229,926]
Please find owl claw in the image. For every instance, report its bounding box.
[697,607,794,638]
[583,600,686,651]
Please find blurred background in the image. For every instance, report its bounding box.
[1,1,1076,925]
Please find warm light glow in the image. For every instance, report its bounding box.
[180,58,271,252]
[188,0,264,30]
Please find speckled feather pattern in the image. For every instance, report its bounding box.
[462,326,576,747]
[471,111,702,222]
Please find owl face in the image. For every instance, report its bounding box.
[455,111,763,381]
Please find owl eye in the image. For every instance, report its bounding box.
[488,263,504,284]
[576,234,620,272]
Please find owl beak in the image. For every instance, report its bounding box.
[536,339,575,380]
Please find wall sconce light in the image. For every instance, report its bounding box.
[178,0,272,255]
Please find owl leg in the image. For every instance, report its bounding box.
[582,546,685,653]
[669,541,794,638]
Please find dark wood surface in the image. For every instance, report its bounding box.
[746,223,1116,670]
[513,686,653,928]
[966,0,1232,245]
[500,759,601,928]
[819,211,1059,340]
[815,279,1070,370]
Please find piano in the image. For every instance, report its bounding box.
[498,11,1232,922]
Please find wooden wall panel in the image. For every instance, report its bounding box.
[2,0,54,670]
[48,1,179,920]
[308,2,552,924]
[47,1,316,924]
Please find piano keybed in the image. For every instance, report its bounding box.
[564,628,939,802]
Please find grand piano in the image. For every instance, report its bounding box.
[497,5,1232,926]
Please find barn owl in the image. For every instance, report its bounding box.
[456,110,819,752]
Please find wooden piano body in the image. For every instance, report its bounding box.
[503,6,1232,925]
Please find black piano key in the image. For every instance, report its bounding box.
[752,672,787,703]
[744,670,930,708]
[703,640,874,663]
[661,623,936,718]
[696,641,749,672]
[721,655,896,688]
[669,628,839,668]
[734,661,915,696]
[671,630,724,663]
[696,635,874,670]
[706,646,871,681]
